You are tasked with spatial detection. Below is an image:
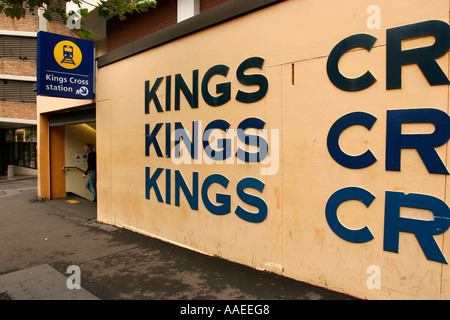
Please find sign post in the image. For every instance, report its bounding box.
[37,31,94,99]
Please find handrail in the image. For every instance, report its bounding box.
[62,166,85,173]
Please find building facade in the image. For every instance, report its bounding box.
[37,0,450,299]
[0,4,79,176]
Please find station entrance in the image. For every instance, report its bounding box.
[41,106,96,201]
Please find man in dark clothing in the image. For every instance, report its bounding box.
[82,143,97,202]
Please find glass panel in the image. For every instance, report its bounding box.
[8,143,13,164]
[24,143,30,167]
[30,143,36,168]
[18,143,24,166]
[13,143,18,165]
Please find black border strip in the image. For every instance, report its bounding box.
[97,0,285,68]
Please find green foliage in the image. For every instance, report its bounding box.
[97,0,157,20]
[0,0,157,39]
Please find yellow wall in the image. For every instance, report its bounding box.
[49,125,66,199]
[37,113,50,200]
[94,0,450,299]
[65,123,97,200]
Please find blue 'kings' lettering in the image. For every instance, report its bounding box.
[145,167,267,223]
[145,118,269,163]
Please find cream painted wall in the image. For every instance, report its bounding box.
[37,96,94,114]
[64,123,96,200]
[94,0,450,299]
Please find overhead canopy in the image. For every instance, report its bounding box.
[48,107,96,127]
[0,117,37,129]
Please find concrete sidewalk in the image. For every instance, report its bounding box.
[0,178,355,301]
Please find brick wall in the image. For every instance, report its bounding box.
[0,13,77,37]
[0,14,39,32]
[0,101,37,120]
[106,0,232,52]
[200,0,231,12]
[0,59,36,77]
[106,0,177,52]
[0,14,37,122]
[47,21,80,38]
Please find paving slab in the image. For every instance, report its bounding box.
[0,264,99,300]
[0,178,356,302]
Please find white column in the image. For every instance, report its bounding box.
[177,0,200,23]
[38,6,47,31]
